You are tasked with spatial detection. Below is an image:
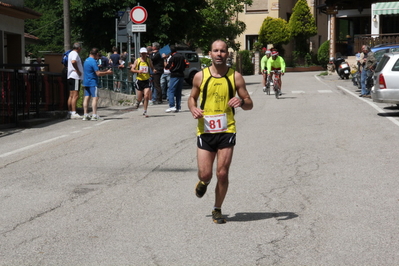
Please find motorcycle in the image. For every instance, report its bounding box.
[330,57,351,79]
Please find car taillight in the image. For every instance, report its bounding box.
[379,74,386,89]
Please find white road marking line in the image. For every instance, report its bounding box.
[0,135,68,158]
[0,119,114,158]
[337,85,399,127]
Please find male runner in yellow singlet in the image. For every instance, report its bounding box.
[188,40,253,224]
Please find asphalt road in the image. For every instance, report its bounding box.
[1,71,399,265]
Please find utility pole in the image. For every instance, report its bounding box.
[63,0,71,51]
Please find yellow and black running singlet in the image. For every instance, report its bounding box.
[197,67,236,136]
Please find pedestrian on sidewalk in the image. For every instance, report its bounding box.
[67,42,83,119]
[163,45,188,113]
[82,48,113,121]
[188,39,253,224]
[358,45,376,98]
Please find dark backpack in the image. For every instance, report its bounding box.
[61,49,72,67]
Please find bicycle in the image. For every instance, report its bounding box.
[270,70,282,99]
[263,71,272,95]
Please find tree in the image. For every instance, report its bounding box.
[197,0,253,52]
[258,17,290,55]
[24,0,65,57]
[24,0,252,56]
[288,0,317,56]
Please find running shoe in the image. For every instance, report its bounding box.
[70,113,82,119]
[195,181,208,198]
[212,208,226,224]
[133,101,140,109]
[165,107,177,113]
[90,115,103,121]
[82,115,91,121]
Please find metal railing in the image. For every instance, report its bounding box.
[98,66,136,94]
[0,64,67,128]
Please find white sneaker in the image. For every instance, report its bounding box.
[165,107,177,113]
[90,115,103,121]
[149,100,154,106]
[82,115,91,121]
[70,113,82,119]
[262,87,266,92]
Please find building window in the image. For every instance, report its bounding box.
[246,35,259,50]
[246,0,268,13]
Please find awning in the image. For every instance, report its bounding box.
[374,2,399,15]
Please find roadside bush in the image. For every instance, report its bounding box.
[317,40,330,67]
[238,50,254,75]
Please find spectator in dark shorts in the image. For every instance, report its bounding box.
[67,42,83,119]
[130,47,154,117]
[110,46,121,91]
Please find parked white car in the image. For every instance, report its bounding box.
[371,52,399,105]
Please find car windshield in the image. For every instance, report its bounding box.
[185,53,199,62]
[373,49,389,63]
[375,55,390,72]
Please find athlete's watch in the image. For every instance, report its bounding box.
[240,98,245,107]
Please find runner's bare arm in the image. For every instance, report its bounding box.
[228,71,253,110]
[188,71,204,119]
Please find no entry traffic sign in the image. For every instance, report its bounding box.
[130,6,148,24]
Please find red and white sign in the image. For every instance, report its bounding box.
[130,6,148,24]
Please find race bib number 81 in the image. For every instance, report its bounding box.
[204,113,227,133]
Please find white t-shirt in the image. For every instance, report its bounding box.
[67,50,83,80]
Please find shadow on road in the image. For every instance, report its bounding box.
[226,212,298,222]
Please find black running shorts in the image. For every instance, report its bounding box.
[135,80,150,91]
[68,78,81,91]
[197,133,236,152]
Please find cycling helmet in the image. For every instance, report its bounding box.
[271,51,279,56]
[265,50,271,54]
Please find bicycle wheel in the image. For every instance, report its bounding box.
[266,85,270,95]
[274,83,280,99]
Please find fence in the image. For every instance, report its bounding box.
[354,33,399,53]
[98,66,136,94]
[0,64,136,128]
[0,65,68,128]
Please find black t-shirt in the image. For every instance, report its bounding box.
[150,51,164,73]
[165,53,186,77]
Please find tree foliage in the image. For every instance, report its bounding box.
[288,0,317,56]
[258,17,290,53]
[197,0,253,52]
[24,0,251,57]
[317,39,330,67]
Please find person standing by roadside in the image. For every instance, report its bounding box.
[188,39,253,224]
[82,48,113,121]
[67,42,83,119]
[110,46,121,91]
[160,53,171,100]
[358,45,376,98]
[163,46,188,113]
[150,42,164,104]
[130,47,154,117]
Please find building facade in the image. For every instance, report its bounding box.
[0,0,41,65]
[235,0,399,59]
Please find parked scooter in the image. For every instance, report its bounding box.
[329,56,351,79]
